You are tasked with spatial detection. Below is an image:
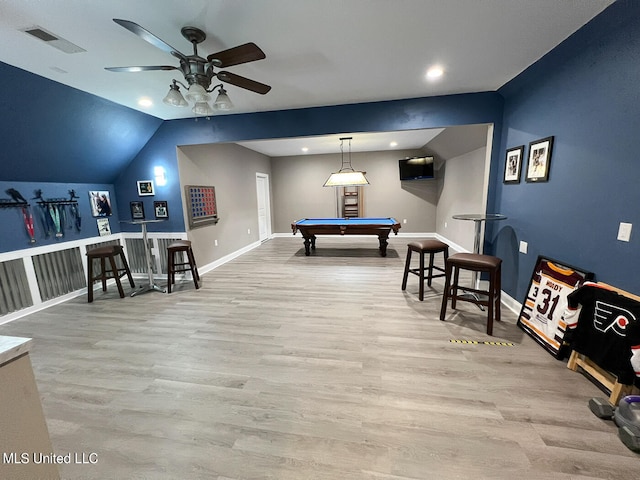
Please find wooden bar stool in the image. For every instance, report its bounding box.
[86,245,135,303]
[401,239,449,300]
[439,253,502,335]
[167,240,200,293]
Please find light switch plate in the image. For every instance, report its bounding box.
[519,241,528,254]
[618,222,632,242]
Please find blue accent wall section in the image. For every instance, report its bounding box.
[0,61,162,183]
[493,1,640,299]
[115,92,504,232]
[163,92,503,144]
[0,181,120,253]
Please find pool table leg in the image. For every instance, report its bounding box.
[378,234,389,257]
[303,235,317,256]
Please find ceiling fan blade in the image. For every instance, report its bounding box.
[113,19,187,61]
[207,42,266,67]
[105,66,179,73]
[217,71,271,94]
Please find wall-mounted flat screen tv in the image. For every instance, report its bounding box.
[399,156,435,180]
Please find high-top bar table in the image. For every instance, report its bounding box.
[122,219,166,296]
[452,213,507,256]
[452,213,507,307]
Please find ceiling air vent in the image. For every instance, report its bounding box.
[21,26,86,54]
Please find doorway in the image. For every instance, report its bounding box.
[256,172,272,242]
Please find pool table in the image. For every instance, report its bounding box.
[291,217,401,257]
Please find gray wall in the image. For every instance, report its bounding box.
[435,146,489,252]
[271,149,438,233]
[175,125,490,265]
[177,143,272,267]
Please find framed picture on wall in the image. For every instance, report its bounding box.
[503,145,524,184]
[88,191,112,217]
[96,218,111,236]
[517,255,594,359]
[130,201,145,220]
[154,201,168,219]
[525,136,554,183]
[137,180,155,196]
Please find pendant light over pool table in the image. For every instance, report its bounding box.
[323,137,370,187]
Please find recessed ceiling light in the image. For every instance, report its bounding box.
[389,141,398,147]
[138,97,153,107]
[301,147,309,153]
[426,66,444,80]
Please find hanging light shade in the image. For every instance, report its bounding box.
[213,86,233,110]
[192,101,214,116]
[163,80,188,107]
[185,83,211,103]
[161,80,235,117]
[323,137,369,187]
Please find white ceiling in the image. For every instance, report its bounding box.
[237,128,445,157]
[0,0,614,156]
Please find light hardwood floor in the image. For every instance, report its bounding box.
[2,236,639,479]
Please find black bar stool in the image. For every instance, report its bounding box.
[86,245,135,303]
[439,253,502,335]
[167,240,200,293]
[401,239,449,300]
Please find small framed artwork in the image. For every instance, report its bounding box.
[525,136,554,183]
[96,218,111,236]
[154,201,169,219]
[137,180,155,196]
[88,191,112,217]
[503,145,524,184]
[130,201,145,220]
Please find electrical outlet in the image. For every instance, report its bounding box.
[403,219,407,224]
[519,241,528,254]
[618,222,632,242]
[214,239,218,246]
[247,228,251,235]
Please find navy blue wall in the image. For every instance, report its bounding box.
[0,181,119,252]
[492,1,640,299]
[0,62,162,183]
[0,61,161,251]
[116,93,505,232]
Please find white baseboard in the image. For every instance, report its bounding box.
[197,240,262,276]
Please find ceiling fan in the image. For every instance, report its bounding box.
[105,19,270,113]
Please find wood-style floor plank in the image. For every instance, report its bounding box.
[2,236,638,479]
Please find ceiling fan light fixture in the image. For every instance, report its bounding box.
[163,80,188,107]
[213,86,233,110]
[106,20,271,118]
[185,83,211,103]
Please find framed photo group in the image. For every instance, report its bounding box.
[503,136,554,184]
[129,201,169,220]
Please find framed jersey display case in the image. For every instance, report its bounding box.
[517,255,594,359]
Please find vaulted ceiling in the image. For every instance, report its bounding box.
[0,0,613,121]
[0,1,614,170]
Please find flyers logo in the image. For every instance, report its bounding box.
[594,301,635,336]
